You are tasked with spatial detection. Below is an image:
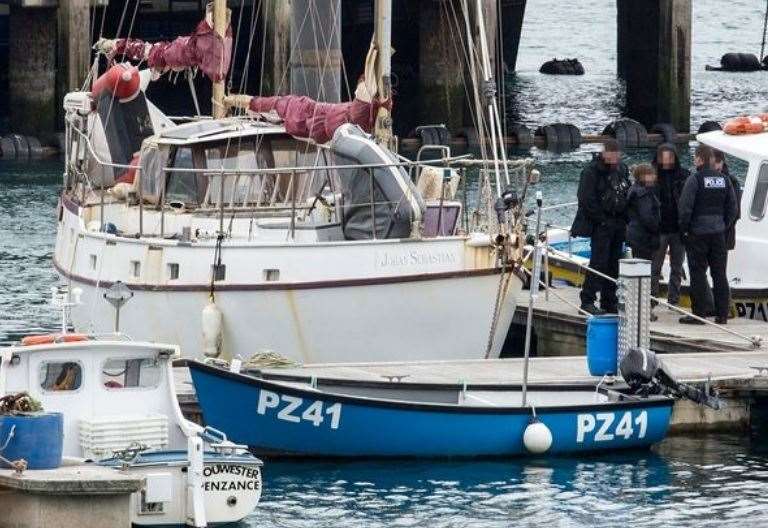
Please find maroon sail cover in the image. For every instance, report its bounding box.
[111,18,232,82]
[247,95,392,144]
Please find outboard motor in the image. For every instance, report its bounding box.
[620,347,722,410]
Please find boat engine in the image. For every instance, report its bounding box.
[619,347,722,410]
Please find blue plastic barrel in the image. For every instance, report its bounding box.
[586,315,619,376]
[0,413,63,469]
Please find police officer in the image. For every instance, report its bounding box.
[678,145,737,325]
[571,140,631,315]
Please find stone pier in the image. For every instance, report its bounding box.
[617,0,692,132]
[499,0,526,73]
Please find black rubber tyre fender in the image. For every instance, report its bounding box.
[535,123,582,151]
[602,118,648,148]
[508,123,534,148]
[26,136,44,159]
[0,136,16,159]
[651,123,677,144]
[10,134,29,160]
[697,120,722,134]
[458,126,481,150]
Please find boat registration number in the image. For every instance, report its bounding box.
[257,389,342,430]
[576,411,647,443]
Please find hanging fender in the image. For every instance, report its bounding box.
[91,63,141,103]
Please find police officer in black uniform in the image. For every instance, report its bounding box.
[678,145,737,325]
[571,140,631,315]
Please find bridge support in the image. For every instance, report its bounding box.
[499,0,526,73]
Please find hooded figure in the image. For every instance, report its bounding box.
[650,143,689,305]
[626,164,661,260]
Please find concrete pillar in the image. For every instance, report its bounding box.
[262,0,292,96]
[8,5,57,137]
[418,0,465,131]
[57,0,91,124]
[290,0,341,102]
[617,0,691,132]
[499,0,526,73]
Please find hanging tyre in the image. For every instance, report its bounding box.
[26,136,44,159]
[508,123,534,148]
[602,118,648,148]
[651,123,677,144]
[10,134,30,160]
[535,123,581,152]
[0,136,16,159]
[458,126,481,149]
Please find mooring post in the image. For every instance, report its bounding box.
[418,0,466,131]
[57,0,91,117]
[616,0,691,132]
[290,0,341,102]
[498,0,526,73]
[262,0,292,96]
[8,3,57,138]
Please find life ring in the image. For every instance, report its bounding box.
[723,116,765,135]
[91,63,141,103]
[21,334,89,347]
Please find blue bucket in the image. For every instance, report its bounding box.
[0,412,64,470]
[586,315,619,376]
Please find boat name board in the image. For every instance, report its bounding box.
[375,250,457,269]
[576,411,647,443]
[257,389,342,429]
[202,464,262,492]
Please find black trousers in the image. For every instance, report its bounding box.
[581,222,625,309]
[685,232,729,319]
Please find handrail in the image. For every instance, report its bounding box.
[540,201,578,212]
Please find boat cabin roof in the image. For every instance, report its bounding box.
[698,129,768,162]
[156,117,289,146]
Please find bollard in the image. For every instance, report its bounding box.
[617,259,652,365]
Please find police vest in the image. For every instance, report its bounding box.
[691,169,728,219]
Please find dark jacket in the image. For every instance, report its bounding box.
[651,143,688,234]
[678,167,738,236]
[721,163,742,249]
[571,156,631,237]
[626,183,661,253]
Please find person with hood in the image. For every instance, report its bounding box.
[571,140,631,315]
[678,145,738,325]
[651,143,688,306]
[627,164,661,260]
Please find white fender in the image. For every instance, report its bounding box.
[523,420,553,454]
[202,298,224,358]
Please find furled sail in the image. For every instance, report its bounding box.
[95,10,232,83]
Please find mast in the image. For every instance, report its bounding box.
[212,0,228,119]
[373,0,394,147]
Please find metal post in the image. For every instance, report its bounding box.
[522,191,543,407]
[617,258,652,365]
[290,170,297,240]
[212,0,228,119]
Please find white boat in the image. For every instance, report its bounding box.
[54,0,530,362]
[0,293,263,526]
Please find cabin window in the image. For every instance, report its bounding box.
[204,143,262,207]
[89,254,97,270]
[40,362,83,392]
[166,147,200,205]
[167,263,180,280]
[130,260,141,278]
[101,357,161,390]
[263,269,280,281]
[750,162,768,220]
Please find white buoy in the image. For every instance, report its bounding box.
[523,420,553,454]
[202,297,224,358]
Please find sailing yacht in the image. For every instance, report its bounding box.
[54,1,531,362]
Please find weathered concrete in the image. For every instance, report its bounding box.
[418,0,465,131]
[617,0,691,132]
[8,5,57,137]
[290,0,341,102]
[0,464,142,528]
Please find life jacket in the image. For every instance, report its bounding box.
[691,169,729,220]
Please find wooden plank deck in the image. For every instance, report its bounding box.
[516,283,767,353]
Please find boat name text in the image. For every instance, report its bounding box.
[375,250,457,269]
[257,389,342,430]
[576,411,648,443]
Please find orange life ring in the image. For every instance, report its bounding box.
[21,334,89,347]
[723,116,765,135]
[91,63,141,102]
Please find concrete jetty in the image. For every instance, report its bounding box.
[0,462,142,528]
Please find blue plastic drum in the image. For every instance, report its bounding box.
[586,315,619,376]
[0,412,64,470]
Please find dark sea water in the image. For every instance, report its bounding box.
[2,0,768,525]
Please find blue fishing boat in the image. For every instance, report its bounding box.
[187,360,674,458]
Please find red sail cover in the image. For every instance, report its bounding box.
[111,18,232,82]
[248,95,392,144]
